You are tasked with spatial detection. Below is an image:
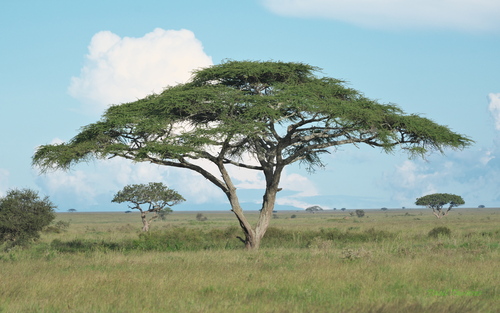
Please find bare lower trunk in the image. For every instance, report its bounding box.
[141,211,149,231]
[226,186,280,250]
[432,209,441,219]
[218,157,282,250]
[228,177,280,250]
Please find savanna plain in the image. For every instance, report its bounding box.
[0,208,498,313]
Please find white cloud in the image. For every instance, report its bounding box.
[280,172,319,197]
[276,197,316,209]
[488,93,500,130]
[383,146,500,207]
[69,28,213,115]
[262,0,500,32]
[35,154,227,210]
[36,158,169,205]
[385,160,439,204]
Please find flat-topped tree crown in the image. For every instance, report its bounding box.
[416,193,465,218]
[33,60,473,249]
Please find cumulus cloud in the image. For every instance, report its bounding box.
[262,0,500,32]
[385,146,500,207]
[35,154,227,210]
[36,158,166,205]
[69,28,213,115]
[382,94,500,207]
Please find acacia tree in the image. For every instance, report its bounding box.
[0,188,56,248]
[33,60,472,250]
[112,182,185,231]
[305,206,323,213]
[415,193,465,218]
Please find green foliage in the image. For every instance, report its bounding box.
[34,60,473,175]
[305,206,323,213]
[32,60,473,249]
[112,182,185,210]
[196,213,208,221]
[428,226,452,238]
[46,226,396,252]
[416,193,465,218]
[416,193,465,208]
[355,209,365,218]
[0,189,56,248]
[157,209,171,221]
[112,183,184,231]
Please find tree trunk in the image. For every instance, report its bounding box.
[217,156,282,250]
[226,185,280,250]
[140,211,150,232]
[230,171,281,250]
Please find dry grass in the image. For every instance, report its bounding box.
[0,208,498,312]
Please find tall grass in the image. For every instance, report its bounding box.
[0,208,498,312]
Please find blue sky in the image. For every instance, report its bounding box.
[1,0,499,212]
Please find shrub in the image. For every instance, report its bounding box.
[0,189,56,248]
[428,226,451,238]
[196,213,208,221]
[355,209,365,218]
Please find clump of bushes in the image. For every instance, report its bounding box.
[355,210,365,218]
[196,213,208,221]
[48,226,396,253]
[428,226,451,238]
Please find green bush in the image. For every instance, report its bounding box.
[0,189,56,249]
[428,226,452,238]
[48,226,396,253]
[355,209,365,218]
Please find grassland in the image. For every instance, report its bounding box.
[0,208,498,312]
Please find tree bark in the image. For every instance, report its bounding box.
[224,174,281,250]
[231,167,282,250]
[140,211,151,232]
[432,209,441,219]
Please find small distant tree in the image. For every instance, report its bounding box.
[381,207,388,211]
[196,213,208,221]
[67,208,77,212]
[355,209,365,218]
[112,182,185,231]
[341,208,346,212]
[305,205,323,213]
[415,193,464,219]
[0,189,56,248]
[478,205,485,208]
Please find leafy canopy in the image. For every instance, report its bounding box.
[33,60,473,180]
[112,182,185,212]
[415,193,465,209]
[0,188,56,247]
